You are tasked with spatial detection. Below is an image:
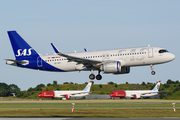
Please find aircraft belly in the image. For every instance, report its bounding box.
[54,62,77,71]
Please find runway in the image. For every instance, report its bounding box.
[0,118,180,120]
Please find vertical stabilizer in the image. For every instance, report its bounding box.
[83,81,92,92]
[7,31,39,60]
[152,81,161,92]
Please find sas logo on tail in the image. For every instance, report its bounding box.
[16,48,33,57]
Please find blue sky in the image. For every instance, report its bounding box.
[0,0,179,90]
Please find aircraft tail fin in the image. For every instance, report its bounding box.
[7,31,39,60]
[83,81,93,92]
[152,81,161,92]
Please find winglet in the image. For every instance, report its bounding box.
[51,43,60,53]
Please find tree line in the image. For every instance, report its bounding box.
[0,79,180,99]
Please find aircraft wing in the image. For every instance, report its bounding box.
[51,43,107,69]
[59,92,92,97]
[141,91,168,95]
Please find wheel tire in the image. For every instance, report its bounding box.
[151,71,156,75]
[89,74,95,80]
[96,74,102,80]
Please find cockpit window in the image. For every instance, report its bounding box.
[159,49,169,53]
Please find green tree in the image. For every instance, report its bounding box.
[141,82,146,86]
[108,81,114,84]
[167,79,174,84]
[0,83,10,97]
[63,82,69,84]
[47,83,52,87]
[53,81,57,86]
[9,84,20,92]
[36,84,45,88]
[175,80,179,84]
[85,82,88,84]
[126,82,129,84]
[70,82,74,84]
[27,87,34,92]
[99,84,102,88]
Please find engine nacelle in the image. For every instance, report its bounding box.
[100,61,121,73]
[133,94,141,99]
[64,94,71,99]
[113,67,130,74]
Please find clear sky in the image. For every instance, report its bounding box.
[0,0,179,90]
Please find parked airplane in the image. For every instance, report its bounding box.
[38,81,93,99]
[110,81,165,99]
[6,31,175,80]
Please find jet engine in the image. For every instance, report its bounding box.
[100,61,130,74]
[100,61,121,73]
[64,94,71,99]
[133,94,141,99]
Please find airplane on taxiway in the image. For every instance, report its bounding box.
[110,81,166,99]
[38,81,93,100]
[6,31,175,80]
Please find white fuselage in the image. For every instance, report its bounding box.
[54,90,89,98]
[40,47,175,72]
[125,90,158,98]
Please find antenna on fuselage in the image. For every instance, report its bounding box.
[148,44,150,47]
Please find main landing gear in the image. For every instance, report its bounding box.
[150,65,156,75]
[89,70,102,80]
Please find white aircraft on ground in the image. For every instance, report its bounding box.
[110,81,166,99]
[6,31,175,80]
[38,81,93,99]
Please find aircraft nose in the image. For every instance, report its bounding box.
[170,53,175,61]
[38,94,42,97]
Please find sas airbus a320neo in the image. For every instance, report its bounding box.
[6,31,175,80]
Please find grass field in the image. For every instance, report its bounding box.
[0,99,180,117]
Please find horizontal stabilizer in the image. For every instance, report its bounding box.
[5,59,29,66]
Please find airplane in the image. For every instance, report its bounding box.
[109,81,166,99]
[6,31,175,80]
[38,81,93,100]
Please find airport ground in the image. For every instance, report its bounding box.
[0,99,180,118]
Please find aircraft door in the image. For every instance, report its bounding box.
[148,48,153,58]
[37,57,43,67]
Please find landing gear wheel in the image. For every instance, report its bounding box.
[89,74,95,80]
[96,74,102,80]
[151,71,155,75]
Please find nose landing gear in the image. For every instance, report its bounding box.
[150,65,156,75]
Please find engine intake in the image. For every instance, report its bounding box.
[100,61,121,73]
